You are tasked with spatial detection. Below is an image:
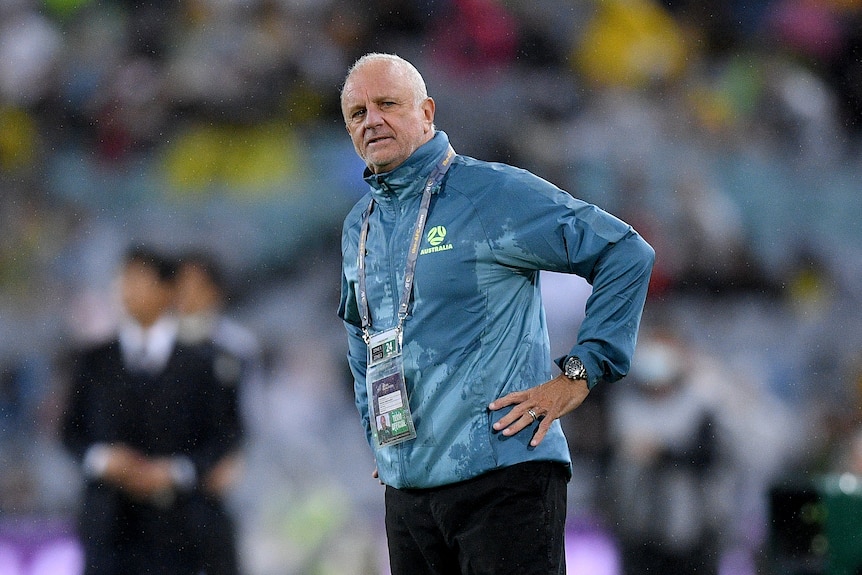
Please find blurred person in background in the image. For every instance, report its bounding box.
[60,245,242,575]
[337,53,654,575]
[604,331,733,575]
[175,249,262,382]
[175,249,264,498]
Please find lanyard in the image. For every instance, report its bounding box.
[357,146,455,342]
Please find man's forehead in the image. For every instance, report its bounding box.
[343,64,407,100]
[343,85,403,104]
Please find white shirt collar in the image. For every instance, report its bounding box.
[119,315,178,373]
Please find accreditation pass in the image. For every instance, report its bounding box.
[366,327,417,448]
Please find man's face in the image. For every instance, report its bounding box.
[341,60,435,174]
[120,262,173,327]
[176,264,220,315]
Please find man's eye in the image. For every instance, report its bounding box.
[352,110,366,120]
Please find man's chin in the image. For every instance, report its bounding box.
[366,154,396,173]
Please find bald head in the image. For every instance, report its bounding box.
[340,53,436,173]
[341,53,429,108]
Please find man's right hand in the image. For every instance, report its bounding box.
[102,444,175,500]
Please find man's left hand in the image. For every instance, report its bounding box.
[489,375,590,447]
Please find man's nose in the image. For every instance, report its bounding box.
[364,105,383,127]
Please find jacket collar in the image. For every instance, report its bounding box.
[363,131,451,203]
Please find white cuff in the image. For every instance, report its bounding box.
[82,444,111,478]
[169,457,197,490]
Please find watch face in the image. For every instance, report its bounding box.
[566,357,586,380]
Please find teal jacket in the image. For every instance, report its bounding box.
[339,131,654,489]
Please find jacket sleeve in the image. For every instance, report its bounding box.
[60,345,124,464]
[344,319,373,449]
[562,226,654,388]
[338,213,374,449]
[189,344,244,478]
[61,350,95,462]
[480,170,655,388]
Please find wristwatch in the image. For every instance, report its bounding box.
[563,356,588,383]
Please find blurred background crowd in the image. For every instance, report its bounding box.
[1,0,862,573]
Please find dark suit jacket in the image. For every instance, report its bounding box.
[62,337,243,575]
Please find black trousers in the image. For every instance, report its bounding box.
[80,491,239,575]
[385,461,568,575]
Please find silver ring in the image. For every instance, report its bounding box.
[527,409,538,422]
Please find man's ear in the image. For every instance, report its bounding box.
[422,97,436,131]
